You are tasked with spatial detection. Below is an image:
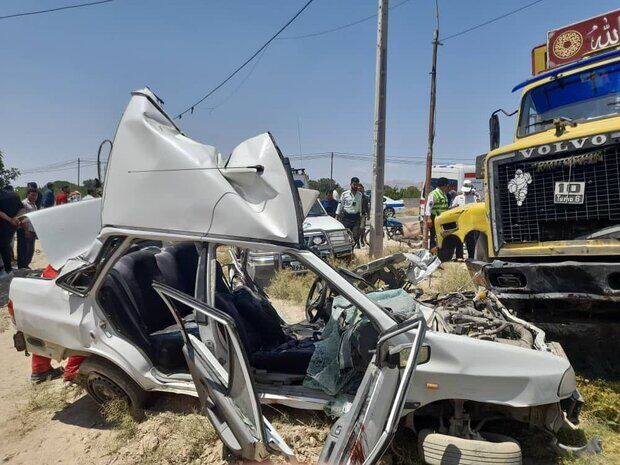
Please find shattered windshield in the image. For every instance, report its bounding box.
[517,60,620,137]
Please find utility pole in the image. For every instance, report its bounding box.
[369,0,389,259]
[77,157,81,187]
[330,152,334,191]
[423,1,440,249]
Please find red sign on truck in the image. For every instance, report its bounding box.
[547,9,620,69]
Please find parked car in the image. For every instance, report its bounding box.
[246,199,353,286]
[8,89,585,464]
[366,190,405,217]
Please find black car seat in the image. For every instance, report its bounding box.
[98,244,200,372]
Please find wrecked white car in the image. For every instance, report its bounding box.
[8,89,584,464]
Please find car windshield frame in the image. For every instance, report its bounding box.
[517,60,620,138]
[307,200,328,217]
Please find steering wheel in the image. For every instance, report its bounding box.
[305,277,330,323]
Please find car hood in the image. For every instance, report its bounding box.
[303,214,346,232]
[23,199,102,269]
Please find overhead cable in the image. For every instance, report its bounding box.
[440,0,546,41]
[277,0,413,40]
[0,0,114,21]
[175,0,317,120]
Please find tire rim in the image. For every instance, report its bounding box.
[87,373,129,405]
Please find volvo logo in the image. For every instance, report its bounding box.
[516,133,609,159]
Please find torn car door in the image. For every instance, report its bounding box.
[319,316,427,465]
[153,282,293,462]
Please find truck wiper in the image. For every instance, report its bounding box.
[526,116,578,136]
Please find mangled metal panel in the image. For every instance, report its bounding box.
[102,88,304,246]
[23,199,102,269]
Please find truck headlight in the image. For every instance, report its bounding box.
[558,366,576,397]
[311,236,325,246]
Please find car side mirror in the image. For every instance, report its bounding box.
[489,114,500,151]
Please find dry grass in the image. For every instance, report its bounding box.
[425,262,474,294]
[265,270,317,305]
[24,382,83,413]
[0,306,9,333]
[102,399,139,448]
[396,207,419,217]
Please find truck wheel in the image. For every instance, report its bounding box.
[384,207,395,218]
[474,234,489,262]
[79,357,149,420]
[418,429,522,465]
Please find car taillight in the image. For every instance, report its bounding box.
[7,299,15,325]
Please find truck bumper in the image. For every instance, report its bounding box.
[467,259,620,304]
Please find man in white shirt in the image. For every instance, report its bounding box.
[451,179,480,208]
[336,177,363,244]
[17,188,38,269]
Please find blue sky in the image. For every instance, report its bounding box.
[1,0,618,188]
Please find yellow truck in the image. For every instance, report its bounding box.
[437,10,620,313]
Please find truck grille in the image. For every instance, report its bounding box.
[495,143,620,244]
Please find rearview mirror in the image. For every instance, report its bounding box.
[489,114,500,151]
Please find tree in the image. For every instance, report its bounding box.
[308,178,341,194]
[0,150,20,188]
[82,178,98,189]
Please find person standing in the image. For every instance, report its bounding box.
[450,179,480,259]
[42,182,55,208]
[55,185,69,205]
[17,188,38,270]
[321,191,338,218]
[358,184,370,248]
[424,177,451,251]
[336,177,362,245]
[0,185,23,278]
[27,182,43,209]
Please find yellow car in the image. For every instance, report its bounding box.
[434,202,491,261]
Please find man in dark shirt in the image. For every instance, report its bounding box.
[42,182,55,208]
[321,191,338,218]
[0,185,23,276]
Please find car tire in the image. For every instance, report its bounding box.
[473,233,489,262]
[418,429,522,465]
[384,207,395,218]
[79,357,149,420]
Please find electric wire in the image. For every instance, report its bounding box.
[440,0,546,42]
[277,0,413,40]
[0,0,114,21]
[174,0,316,120]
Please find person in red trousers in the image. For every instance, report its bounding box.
[30,264,87,384]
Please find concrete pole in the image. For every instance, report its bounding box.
[77,157,81,187]
[369,0,389,259]
[423,8,440,249]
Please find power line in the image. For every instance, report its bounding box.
[0,0,114,21]
[175,0,317,120]
[440,0,546,42]
[277,0,413,40]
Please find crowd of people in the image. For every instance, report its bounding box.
[320,175,480,258]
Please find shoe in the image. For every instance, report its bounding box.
[0,271,13,280]
[30,367,64,384]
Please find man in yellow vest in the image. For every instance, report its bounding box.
[424,177,451,251]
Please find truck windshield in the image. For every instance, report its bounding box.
[518,60,620,137]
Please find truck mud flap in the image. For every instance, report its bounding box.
[13,331,27,353]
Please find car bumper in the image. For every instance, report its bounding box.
[467,259,620,303]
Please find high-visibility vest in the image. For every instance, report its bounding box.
[431,188,449,216]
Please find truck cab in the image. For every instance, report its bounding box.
[464,12,620,309]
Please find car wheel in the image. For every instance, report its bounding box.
[418,429,522,465]
[79,357,149,420]
[474,233,489,262]
[384,207,395,218]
